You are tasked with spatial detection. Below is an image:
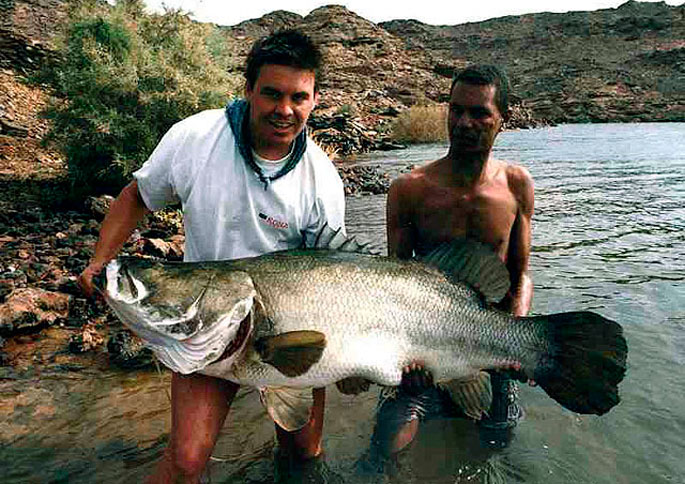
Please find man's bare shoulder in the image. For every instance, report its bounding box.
[389,159,443,192]
[502,161,534,212]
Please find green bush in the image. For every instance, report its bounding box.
[391,104,448,144]
[43,0,242,199]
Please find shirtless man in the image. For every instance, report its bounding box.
[366,65,534,462]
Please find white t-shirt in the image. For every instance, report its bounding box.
[134,109,345,262]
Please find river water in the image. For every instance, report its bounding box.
[2,123,684,483]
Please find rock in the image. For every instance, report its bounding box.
[64,297,98,328]
[0,118,29,137]
[0,335,7,365]
[381,2,685,124]
[144,238,172,258]
[336,165,391,195]
[168,234,185,261]
[107,329,155,370]
[68,321,104,353]
[85,195,114,220]
[0,287,70,334]
[0,279,14,302]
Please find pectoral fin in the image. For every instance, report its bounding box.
[255,330,326,377]
[260,387,314,431]
[439,371,493,421]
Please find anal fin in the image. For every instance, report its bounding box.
[439,371,493,421]
[260,387,314,431]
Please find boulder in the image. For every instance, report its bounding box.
[0,287,70,334]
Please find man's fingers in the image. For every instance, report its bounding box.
[401,363,434,395]
[78,263,105,299]
[77,272,94,298]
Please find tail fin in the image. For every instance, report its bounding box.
[533,311,627,415]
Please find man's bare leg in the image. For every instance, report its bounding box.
[274,387,325,459]
[148,372,239,484]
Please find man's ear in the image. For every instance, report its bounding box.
[244,81,252,99]
[313,90,320,107]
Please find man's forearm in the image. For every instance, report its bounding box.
[496,273,533,317]
[509,273,533,317]
[91,181,148,266]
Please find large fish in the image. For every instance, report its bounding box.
[96,230,627,429]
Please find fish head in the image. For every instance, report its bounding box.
[96,257,257,374]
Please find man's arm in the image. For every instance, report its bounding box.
[78,180,150,296]
[386,175,416,259]
[499,165,535,317]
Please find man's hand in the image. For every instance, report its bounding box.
[335,377,371,395]
[78,261,106,298]
[499,361,537,386]
[401,362,434,395]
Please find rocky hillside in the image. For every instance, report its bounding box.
[382,0,685,123]
[4,0,683,156]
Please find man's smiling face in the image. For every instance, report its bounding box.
[245,63,318,160]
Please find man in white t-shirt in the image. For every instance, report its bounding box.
[79,30,345,483]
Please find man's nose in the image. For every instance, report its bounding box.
[274,98,293,117]
[455,111,473,128]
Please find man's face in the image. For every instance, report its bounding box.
[448,82,503,155]
[245,63,318,159]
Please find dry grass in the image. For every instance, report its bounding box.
[391,104,447,144]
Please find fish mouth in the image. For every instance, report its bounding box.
[101,259,148,303]
[214,314,252,364]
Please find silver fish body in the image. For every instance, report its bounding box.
[203,251,539,388]
[98,240,627,421]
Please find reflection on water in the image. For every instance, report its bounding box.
[2,124,685,483]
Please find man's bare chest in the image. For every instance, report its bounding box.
[413,187,518,255]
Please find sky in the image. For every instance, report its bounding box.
[141,0,684,27]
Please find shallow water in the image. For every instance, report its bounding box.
[2,123,684,483]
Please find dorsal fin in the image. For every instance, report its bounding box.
[419,238,510,304]
[308,224,381,255]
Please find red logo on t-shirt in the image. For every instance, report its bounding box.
[259,212,289,230]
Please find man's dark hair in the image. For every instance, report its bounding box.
[451,65,510,118]
[245,30,322,91]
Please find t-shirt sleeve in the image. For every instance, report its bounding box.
[133,123,183,211]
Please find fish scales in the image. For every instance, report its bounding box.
[98,239,627,418]
[199,252,543,386]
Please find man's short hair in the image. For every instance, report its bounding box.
[451,65,510,118]
[245,30,322,91]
